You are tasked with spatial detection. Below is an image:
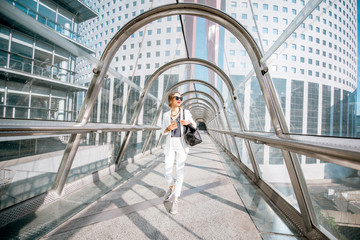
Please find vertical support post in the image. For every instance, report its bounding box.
[223,107,241,161]
[231,94,261,181]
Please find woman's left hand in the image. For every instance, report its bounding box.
[180,120,191,125]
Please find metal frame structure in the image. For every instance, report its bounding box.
[184,101,231,151]
[182,97,239,159]
[182,91,237,155]
[115,57,254,166]
[44,3,338,238]
[141,78,224,153]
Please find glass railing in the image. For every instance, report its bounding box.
[0,104,78,121]
[79,0,99,13]
[0,50,76,84]
[0,123,161,212]
[7,0,90,47]
[207,127,360,240]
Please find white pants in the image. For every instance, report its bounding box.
[164,138,188,197]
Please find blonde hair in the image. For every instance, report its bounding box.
[168,92,181,108]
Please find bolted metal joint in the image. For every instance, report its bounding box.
[93,67,101,74]
[261,67,269,75]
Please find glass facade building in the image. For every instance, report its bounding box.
[0,0,359,239]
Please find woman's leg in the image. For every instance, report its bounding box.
[174,149,187,198]
[164,148,175,188]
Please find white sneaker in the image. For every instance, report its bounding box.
[164,186,175,201]
[170,200,178,215]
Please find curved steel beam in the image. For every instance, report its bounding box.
[182,98,218,114]
[82,4,313,233]
[141,79,227,153]
[187,104,229,149]
[183,95,241,160]
[182,91,222,111]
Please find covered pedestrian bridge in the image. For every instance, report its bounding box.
[0,2,359,240]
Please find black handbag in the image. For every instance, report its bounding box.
[183,109,202,146]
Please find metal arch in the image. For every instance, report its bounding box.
[141,79,228,154]
[183,98,235,153]
[121,76,227,163]
[182,91,221,112]
[182,98,218,114]
[187,105,229,148]
[68,3,315,233]
[183,95,241,159]
[182,103,229,149]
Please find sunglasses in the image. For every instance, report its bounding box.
[174,96,183,101]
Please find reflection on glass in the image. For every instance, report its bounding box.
[256,145,299,211]
[0,136,69,210]
[297,154,360,239]
[235,138,253,172]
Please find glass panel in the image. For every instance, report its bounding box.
[141,75,159,125]
[261,0,358,138]
[53,47,70,82]
[0,136,69,210]
[112,78,124,124]
[260,146,299,211]
[0,26,9,68]
[297,154,360,239]
[235,138,253,172]
[249,76,266,132]
[50,89,67,121]
[6,81,30,119]
[34,40,52,78]
[30,95,49,120]
[126,78,140,123]
[10,30,33,73]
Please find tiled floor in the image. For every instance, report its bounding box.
[42,134,305,240]
[0,133,306,239]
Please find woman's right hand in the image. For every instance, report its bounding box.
[167,123,177,131]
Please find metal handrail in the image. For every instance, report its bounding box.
[208,128,360,170]
[0,123,160,137]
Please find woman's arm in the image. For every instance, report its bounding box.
[161,112,170,135]
[186,109,196,128]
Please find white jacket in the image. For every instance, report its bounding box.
[161,108,196,156]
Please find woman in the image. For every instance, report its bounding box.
[161,92,196,214]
